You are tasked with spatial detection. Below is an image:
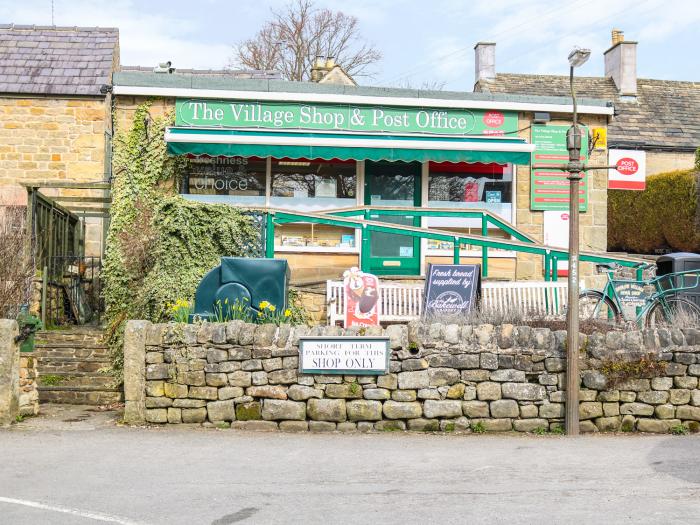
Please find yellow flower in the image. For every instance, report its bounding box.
[257,311,263,317]
[268,305,276,312]
[284,309,292,317]
[259,300,270,309]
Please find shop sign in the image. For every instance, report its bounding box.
[608,149,646,190]
[343,267,380,328]
[299,337,390,375]
[175,99,518,136]
[423,264,481,318]
[613,281,649,318]
[530,124,589,211]
[485,191,502,203]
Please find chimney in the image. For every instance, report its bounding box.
[474,42,496,83]
[604,29,637,95]
[310,55,326,82]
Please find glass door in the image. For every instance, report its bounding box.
[364,161,421,275]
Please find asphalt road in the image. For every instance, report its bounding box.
[1,405,699,525]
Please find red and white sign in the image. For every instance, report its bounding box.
[543,211,569,276]
[342,267,380,328]
[483,111,505,128]
[609,149,646,190]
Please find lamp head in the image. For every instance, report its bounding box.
[568,47,591,68]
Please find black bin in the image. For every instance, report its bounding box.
[656,252,700,309]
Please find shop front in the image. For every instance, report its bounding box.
[167,98,533,278]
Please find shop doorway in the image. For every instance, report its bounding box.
[364,161,421,275]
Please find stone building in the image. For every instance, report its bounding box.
[474,30,700,176]
[112,68,612,282]
[0,24,119,255]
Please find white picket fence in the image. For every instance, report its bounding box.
[326,280,570,326]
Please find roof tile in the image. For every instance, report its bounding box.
[476,73,700,150]
[0,24,118,96]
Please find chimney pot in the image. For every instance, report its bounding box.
[325,56,335,69]
[611,29,624,45]
[474,42,496,84]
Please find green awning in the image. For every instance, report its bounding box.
[165,128,535,164]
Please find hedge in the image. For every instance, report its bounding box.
[608,169,700,253]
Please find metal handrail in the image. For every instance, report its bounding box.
[255,206,646,279]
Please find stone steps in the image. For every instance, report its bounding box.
[33,328,122,405]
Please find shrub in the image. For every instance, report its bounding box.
[608,169,700,253]
[599,354,667,389]
[103,102,261,383]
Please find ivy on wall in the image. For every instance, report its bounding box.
[104,102,260,382]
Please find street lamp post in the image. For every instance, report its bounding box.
[531,47,597,436]
[563,47,590,436]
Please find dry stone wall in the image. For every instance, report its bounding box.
[123,321,700,434]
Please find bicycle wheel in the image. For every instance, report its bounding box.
[645,296,700,328]
[578,290,620,322]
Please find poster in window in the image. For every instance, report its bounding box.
[485,191,502,203]
[464,182,479,202]
[343,267,380,328]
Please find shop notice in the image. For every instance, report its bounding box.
[299,337,390,375]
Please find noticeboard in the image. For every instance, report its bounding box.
[423,264,481,318]
[298,337,390,375]
[530,124,589,211]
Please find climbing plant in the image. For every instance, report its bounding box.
[103,102,260,382]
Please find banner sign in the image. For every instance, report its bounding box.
[343,267,380,328]
[530,124,589,211]
[543,210,570,276]
[423,264,481,318]
[608,149,646,190]
[175,99,518,136]
[299,337,390,375]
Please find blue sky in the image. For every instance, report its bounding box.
[2,0,699,90]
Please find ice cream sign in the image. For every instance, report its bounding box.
[609,149,646,190]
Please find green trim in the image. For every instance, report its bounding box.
[166,128,532,164]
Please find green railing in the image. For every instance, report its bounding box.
[263,206,645,279]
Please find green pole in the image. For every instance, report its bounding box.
[265,213,275,258]
[360,225,370,272]
[481,214,488,278]
[453,238,460,264]
[41,265,48,327]
[544,252,551,282]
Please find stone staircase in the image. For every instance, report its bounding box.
[33,328,122,405]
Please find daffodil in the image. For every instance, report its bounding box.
[284,309,292,317]
[259,300,270,309]
[268,305,276,312]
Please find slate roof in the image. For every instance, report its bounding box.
[114,70,611,109]
[0,24,118,96]
[120,66,281,80]
[477,74,700,152]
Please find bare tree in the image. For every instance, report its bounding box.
[231,0,381,81]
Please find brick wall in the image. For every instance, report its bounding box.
[0,96,110,256]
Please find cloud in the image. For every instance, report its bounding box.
[0,0,235,69]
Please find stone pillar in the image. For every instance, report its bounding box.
[0,319,20,426]
[123,320,150,424]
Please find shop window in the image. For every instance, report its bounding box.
[427,161,515,235]
[270,159,356,210]
[275,223,357,251]
[185,156,266,204]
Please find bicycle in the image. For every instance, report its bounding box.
[579,262,700,328]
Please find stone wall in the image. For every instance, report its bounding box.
[514,112,609,283]
[123,320,700,434]
[0,319,20,426]
[18,352,39,417]
[0,96,111,256]
[646,151,696,176]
